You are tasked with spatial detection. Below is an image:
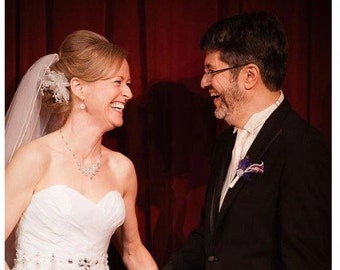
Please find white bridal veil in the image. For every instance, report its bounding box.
[5,54,59,164]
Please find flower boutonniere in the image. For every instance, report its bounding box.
[229,156,264,188]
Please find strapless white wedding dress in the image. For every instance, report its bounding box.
[12,185,126,270]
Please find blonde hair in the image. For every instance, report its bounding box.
[53,30,127,81]
[42,30,127,131]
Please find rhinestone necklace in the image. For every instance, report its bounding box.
[59,129,102,179]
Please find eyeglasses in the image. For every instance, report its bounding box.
[204,64,248,80]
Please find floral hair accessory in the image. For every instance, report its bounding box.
[229,156,264,188]
[40,67,70,103]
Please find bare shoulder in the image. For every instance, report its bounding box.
[6,135,55,193]
[104,147,135,171]
[6,135,55,179]
[10,139,49,165]
[102,147,137,190]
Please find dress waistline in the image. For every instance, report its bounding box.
[13,250,109,270]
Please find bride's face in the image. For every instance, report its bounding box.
[82,59,133,130]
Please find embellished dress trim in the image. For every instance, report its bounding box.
[13,250,109,270]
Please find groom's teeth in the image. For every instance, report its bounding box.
[210,93,220,98]
[110,102,125,110]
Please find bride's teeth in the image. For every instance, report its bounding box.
[110,102,125,110]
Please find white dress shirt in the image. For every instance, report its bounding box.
[219,91,284,210]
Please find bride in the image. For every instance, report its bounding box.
[5,30,158,270]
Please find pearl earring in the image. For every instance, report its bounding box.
[80,97,86,110]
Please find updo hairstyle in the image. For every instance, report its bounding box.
[42,30,128,132]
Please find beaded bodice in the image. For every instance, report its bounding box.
[13,185,125,270]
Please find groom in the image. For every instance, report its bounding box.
[163,11,331,270]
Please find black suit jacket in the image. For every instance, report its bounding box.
[165,99,331,270]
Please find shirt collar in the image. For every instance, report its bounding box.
[234,90,284,135]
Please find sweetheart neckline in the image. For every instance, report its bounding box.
[33,184,123,205]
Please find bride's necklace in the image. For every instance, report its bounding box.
[59,129,102,180]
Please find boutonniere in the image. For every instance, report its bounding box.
[229,156,264,188]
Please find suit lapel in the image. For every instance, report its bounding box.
[214,99,291,229]
[208,130,236,233]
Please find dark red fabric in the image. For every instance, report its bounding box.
[5,0,331,268]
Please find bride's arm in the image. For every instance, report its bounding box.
[5,143,46,267]
[113,157,158,270]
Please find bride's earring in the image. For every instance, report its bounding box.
[80,97,86,110]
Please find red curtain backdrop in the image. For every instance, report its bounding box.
[5,0,331,268]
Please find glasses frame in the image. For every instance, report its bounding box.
[204,63,248,78]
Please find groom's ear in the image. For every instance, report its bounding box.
[242,64,260,90]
